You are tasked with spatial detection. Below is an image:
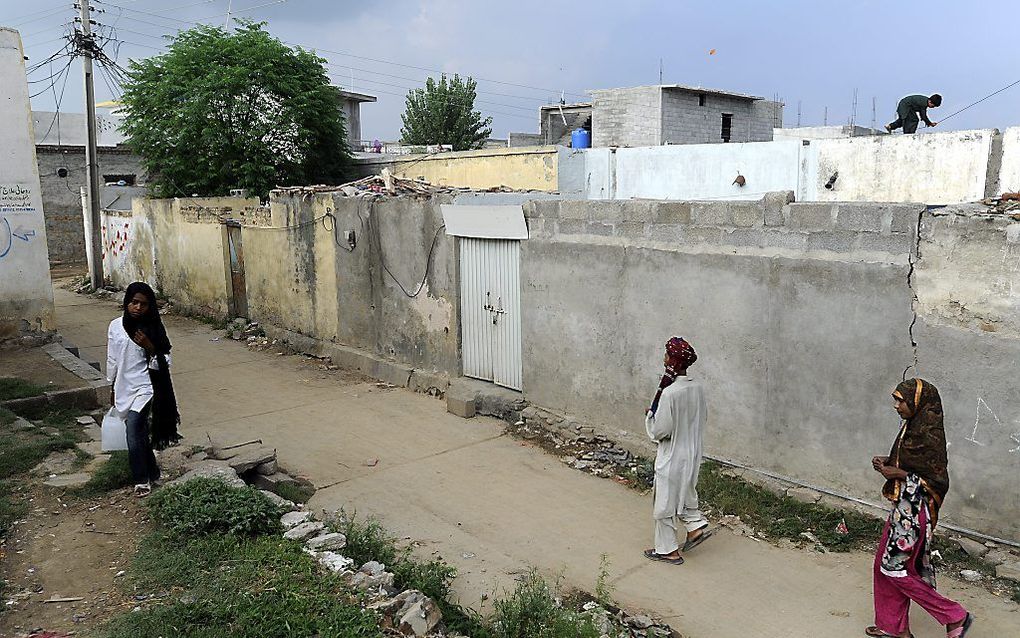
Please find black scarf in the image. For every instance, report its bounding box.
[122,283,181,450]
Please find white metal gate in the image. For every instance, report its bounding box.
[460,238,522,391]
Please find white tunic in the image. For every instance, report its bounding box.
[106,318,171,415]
[645,376,707,520]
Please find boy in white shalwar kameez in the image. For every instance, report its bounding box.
[643,337,712,565]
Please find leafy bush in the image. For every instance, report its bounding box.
[147,477,282,536]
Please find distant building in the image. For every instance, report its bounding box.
[592,84,782,147]
[32,109,145,265]
[510,84,782,149]
[772,125,888,141]
[337,89,377,148]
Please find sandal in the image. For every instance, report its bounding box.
[643,549,684,565]
[134,483,152,498]
[947,613,973,638]
[864,627,913,638]
[682,527,714,552]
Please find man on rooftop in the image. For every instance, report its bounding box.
[886,94,942,134]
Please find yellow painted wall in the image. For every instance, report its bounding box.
[241,195,339,338]
[124,196,262,318]
[358,146,559,191]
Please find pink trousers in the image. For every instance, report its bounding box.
[873,507,968,636]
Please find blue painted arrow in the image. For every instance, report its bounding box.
[12,226,35,241]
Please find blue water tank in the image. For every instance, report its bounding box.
[571,128,591,149]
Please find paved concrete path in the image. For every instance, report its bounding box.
[54,284,1017,638]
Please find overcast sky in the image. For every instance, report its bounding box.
[5,0,1018,142]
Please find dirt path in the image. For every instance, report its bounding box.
[0,487,145,637]
[50,283,1019,638]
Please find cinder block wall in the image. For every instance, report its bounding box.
[521,195,1020,540]
[591,86,662,147]
[660,91,779,145]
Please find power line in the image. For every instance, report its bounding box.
[91,17,550,120]
[8,5,70,28]
[5,2,71,24]
[938,79,1020,124]
[94,0,588,101]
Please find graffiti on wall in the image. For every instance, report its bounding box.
[0,216,36,259]
[101,218,131,259]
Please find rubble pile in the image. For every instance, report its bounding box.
[274,170,543,200]
[979,192,1020,216]
[274,172,457,199]
[577,600,676,638]
[515,406,653,489]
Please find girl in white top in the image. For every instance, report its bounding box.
[107,282,180,496]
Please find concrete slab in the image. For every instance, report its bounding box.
[43,473,91,488]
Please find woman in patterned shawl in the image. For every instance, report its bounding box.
[866,379,973,638]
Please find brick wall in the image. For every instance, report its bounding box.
[36,145,145,264]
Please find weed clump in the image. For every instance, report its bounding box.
[147,477,282,536]
[490,570,600,638]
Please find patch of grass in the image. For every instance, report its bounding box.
[0,479,28,539]
[0,377,47,401]
[75,451,133,496]
[99,532,382,638]
[490,570,600,638]
[274,480,315,504]
[147,478,282,536]
[698,461,883,551]
[0,406,17,426]
[0,425,80,480]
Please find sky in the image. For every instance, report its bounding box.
[4,0,1019,143]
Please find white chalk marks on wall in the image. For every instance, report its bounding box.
[967,397,999,446]
[969,396,1020,454]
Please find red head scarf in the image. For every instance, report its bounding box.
[665,336,697,376]
[650,337,698,414]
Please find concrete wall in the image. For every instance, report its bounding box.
[353,146,559,192]
[102,196,265,316]
[801,129,999,203]
[614,142,802,201]
[0,28,54,340]
[37,146,144,263]
[104,192,460,376]
[521,196,1020,539]
[774,125,887,141]
[997,126,1020,194]
[559,129,1003,205]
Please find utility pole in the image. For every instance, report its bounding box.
[78,0,103,289]
[224,0,233,28]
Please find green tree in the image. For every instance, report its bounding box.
[400,74,493,151]
[120,22,350,199]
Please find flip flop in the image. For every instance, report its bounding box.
[682,528,714,552]
[947,613,973,638]
[864,627,913,638]
[643,549,684,565]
